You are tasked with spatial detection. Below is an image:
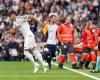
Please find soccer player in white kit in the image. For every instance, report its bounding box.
[7,11,48,73]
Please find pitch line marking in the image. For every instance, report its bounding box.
[52,62,100,80]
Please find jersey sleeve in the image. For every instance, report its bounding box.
[13,21,20,29]
[13,21,17,28]
[57,25,63,33]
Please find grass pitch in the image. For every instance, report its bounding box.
[0,61,99,80]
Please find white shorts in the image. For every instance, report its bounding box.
[24,34,37,50]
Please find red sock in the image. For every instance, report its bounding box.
[81,54,89,62]
[59,54,66,64]
[88,54,91,61]
[90,52,97,63]
[70,54,77,64]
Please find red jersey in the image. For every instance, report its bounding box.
[57,23,74,43]
[95,29,100,37]
[82,29,97,48]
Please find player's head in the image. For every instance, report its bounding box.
[49,13,58,23]
[8,11,17,21]
[65,16,71,24]
[85,21,91,29]
[91,21,97,29]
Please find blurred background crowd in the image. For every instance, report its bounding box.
[0,0,100,61]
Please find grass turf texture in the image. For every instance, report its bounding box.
[0,61,99,80]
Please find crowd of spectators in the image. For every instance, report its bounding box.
[0,0,100,61]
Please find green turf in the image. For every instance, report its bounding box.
[64,63,100,79]
[0,61,99,80]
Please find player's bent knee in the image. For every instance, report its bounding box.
[32,49,39,55]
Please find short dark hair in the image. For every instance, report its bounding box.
[8,11,17,17]
[59,18,65,23]
[92,21,97,25]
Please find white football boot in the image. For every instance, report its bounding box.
[43,62,48,73]
[34,63,39,73]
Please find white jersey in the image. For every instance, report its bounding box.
[47,24,58,45]
[13,15,33,38]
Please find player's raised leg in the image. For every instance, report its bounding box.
[32,46,48,73]
[24,49,39,73]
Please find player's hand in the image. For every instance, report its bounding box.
[61,42,64,45]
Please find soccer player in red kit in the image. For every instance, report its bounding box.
[79,22,97,70]
[57,17,78,69]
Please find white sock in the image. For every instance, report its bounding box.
[33,49,45,65]
[24,50,36,66]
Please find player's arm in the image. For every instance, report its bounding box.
[28,14,43,27]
